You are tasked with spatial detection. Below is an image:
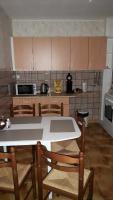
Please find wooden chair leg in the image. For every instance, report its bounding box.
[31,166,37,199]
[31,145,37,199]
[87,168,94,200]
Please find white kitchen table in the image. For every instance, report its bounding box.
[0,116,81,150]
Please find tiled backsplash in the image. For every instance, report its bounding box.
[14,70,102,121]
[0,71,13,117]
[15,70,102,93]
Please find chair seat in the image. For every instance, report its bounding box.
[43,168,90,195]
[0,163,31,190]
[51,139,80,155]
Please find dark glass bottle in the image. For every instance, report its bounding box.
[66,73,72,80]
[66,73,73,93]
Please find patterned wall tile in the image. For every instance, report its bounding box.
[12,19,105,37]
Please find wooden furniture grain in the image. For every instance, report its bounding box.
[51,37,70,70]
[12,96,69,116]
[51,115,85,155]
[39,96,69,116]
[33,37,51,70]
[13,37,33,71]
[10,104,36,163]
[10,104,35,117]
[0,146,36,200]
[75,112,85,153]
[36,142,94,200]
[89,36,107,69]
[13,36,106,71]
[70,37,89,70]
[39,102,63,116]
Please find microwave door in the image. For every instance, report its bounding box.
[17,85,33,95]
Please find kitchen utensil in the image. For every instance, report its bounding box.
[40,83,49,94]
[0,118,6,130]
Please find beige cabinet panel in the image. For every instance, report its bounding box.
[13,37,106,71]
[52,37,70,71]
[89,37,107,70]
[70,37,89,70]
[13,37,33,71]
[33,37,51,71]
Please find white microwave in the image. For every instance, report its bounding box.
[15,83,37,95]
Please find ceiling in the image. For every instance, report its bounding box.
[0,0,113,20]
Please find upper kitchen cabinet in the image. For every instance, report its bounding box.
[13,37,33,71]
[70,37,89,70]
[33,37,51,71]
[88,37,107,70]
[51,37,70,71]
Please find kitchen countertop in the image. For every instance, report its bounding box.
[12,91,98,98]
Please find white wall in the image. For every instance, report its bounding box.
[105,18,113,69]
[106,38,113,69]
[0,7,12,70]
[101,68,112,120]
[106,17,113,37]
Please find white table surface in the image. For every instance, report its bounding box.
[0,116,81,148]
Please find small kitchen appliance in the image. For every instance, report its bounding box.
[15,83,37,96]
[66,73,73,93]
[40,83,49,94]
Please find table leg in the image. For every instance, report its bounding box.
[3,146,8,161]
[38,141,52,199]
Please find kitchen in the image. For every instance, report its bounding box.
[0,0,113,199]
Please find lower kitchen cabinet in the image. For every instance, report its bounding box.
[12,96,69,117]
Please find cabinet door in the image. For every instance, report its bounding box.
[70,37,89,70]
[52,37,70,71]
[33,37,51,71]
[89,37,107,70]
[13,37,33,71]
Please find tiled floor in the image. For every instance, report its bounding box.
[85,123,113,200]
[0,123,113,200]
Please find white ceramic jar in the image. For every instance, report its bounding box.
[82,82,87,92]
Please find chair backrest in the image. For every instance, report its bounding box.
[38,102,63,116]
[75,111,85,152]
[37,142,84,198]
[10,104,35,117]
[0,146,19,191]
[0,146,36,200]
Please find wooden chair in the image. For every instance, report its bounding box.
[39,102,83,156]
[10,104,36,163]
[38,103,63,116]
[36,142,94,200]
[10,104,35,117]
[0,146,36,200]
[51,116,85,156]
